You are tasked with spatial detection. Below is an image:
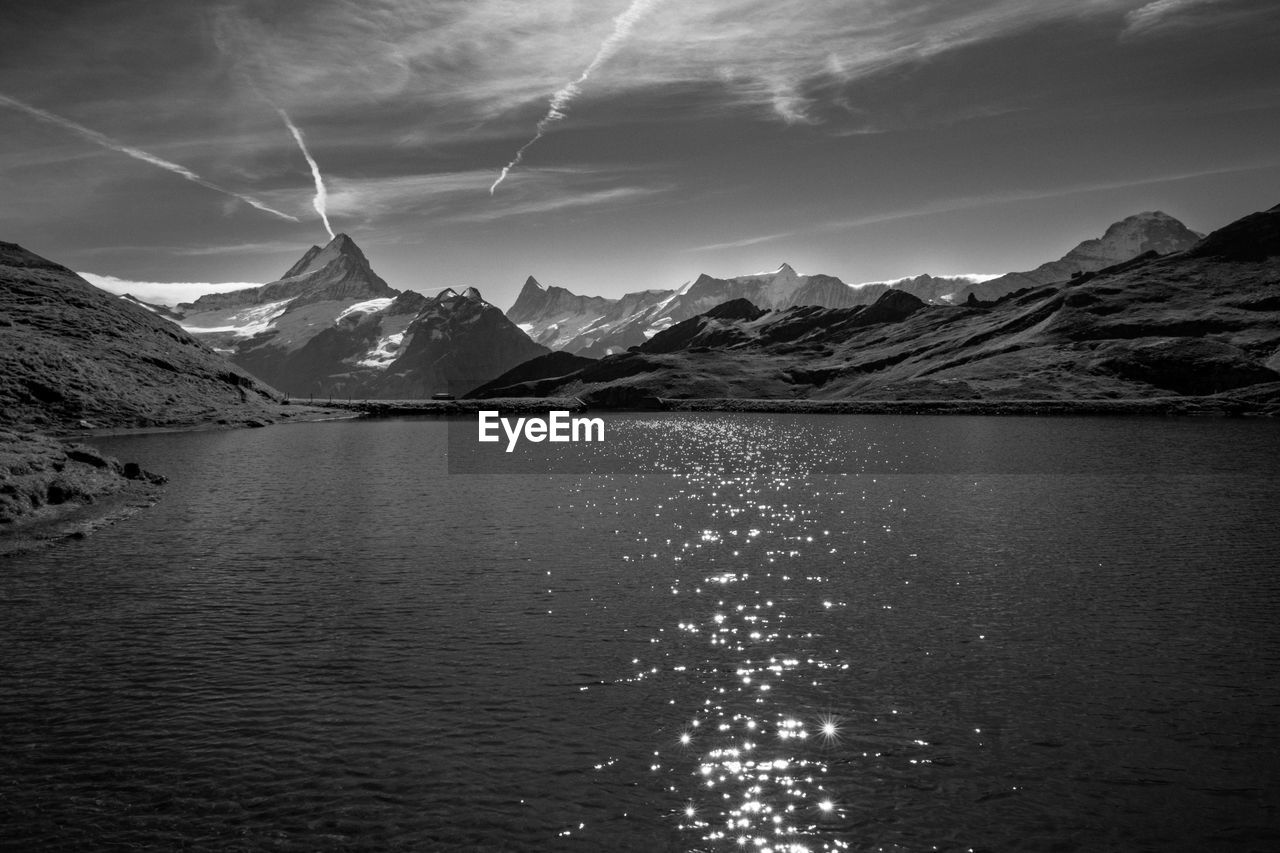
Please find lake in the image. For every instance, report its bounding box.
[2,414,1278,851]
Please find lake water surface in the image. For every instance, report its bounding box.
[2,415,1279,851]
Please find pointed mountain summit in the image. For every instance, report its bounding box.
[181,233,394,314]
[506,275,617,349]
[276,233,376,283]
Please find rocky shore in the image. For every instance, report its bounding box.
[0,429,166,555]
[0,404,353,554]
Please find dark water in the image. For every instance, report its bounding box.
[2,415,1279,852]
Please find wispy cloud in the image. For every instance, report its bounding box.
[452,186,665,223]
[818,161,1280,233]
[0,91,299,222]
[75,240,315,258]
[1122,0,1221,36]
[276,107,336,238]
[208,1,1153,139]
[323,167,666,223]
[490,0,666,193]
[688,231,797,252]
[79,272,262,306]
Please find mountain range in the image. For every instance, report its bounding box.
[506,211,1204,355]
[472,204,1280,410]
[148,235,547,399]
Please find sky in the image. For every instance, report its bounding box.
[1,0,1278,309]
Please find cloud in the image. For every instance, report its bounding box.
[79,272,262,306]
[205,0,1151,140]
[322,167,666,223]
[0,91,299,222]
[450,186,665,223]
[490,0,666,193]
[75,240,316,258]
[1122,0,1220,35]
[688,231,797,252]
[276,107,336,238]
[817,160,1279,234]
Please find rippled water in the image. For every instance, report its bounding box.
[3,415,1279,852]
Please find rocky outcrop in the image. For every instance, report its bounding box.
[0,429,166,551]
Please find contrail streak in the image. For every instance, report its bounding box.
[0,91,298,222]
[490,0,663,195]
[275,108,335,240]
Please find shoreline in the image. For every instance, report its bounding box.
[1,431,168,556]
[649,396,1278,416]
[5,391,1273,553]
[325,397,589,417]
[0,479,164,556]
[2,404,350,551]
[341,395,1276,417]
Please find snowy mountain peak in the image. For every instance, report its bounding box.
[284,232,369,279]
[1062,211,1202,269]
[437,287,460,299]
[461,286,484,302]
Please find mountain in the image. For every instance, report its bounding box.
[955,211,1202,302]
[506,212,1202,354]
[164,234,547,398]
[506,276,616,349]
[0,240,280,430]
[372,288,549,398]
[475,204,1280,410]
[505,264,983,356]
[183,234,396,315]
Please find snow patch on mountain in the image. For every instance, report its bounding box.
[336,297,396,322]
[180,298,294,337]
[359,332,406,368]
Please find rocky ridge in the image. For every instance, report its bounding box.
[475,204,1280,411]
[505,212,1200,354]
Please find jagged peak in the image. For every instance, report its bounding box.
[461,286,484,302]
[523,275,548,292]
[281,232,370,280]
[281,244,322,279]
[742,262,798,278]
[436,287,459,299]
